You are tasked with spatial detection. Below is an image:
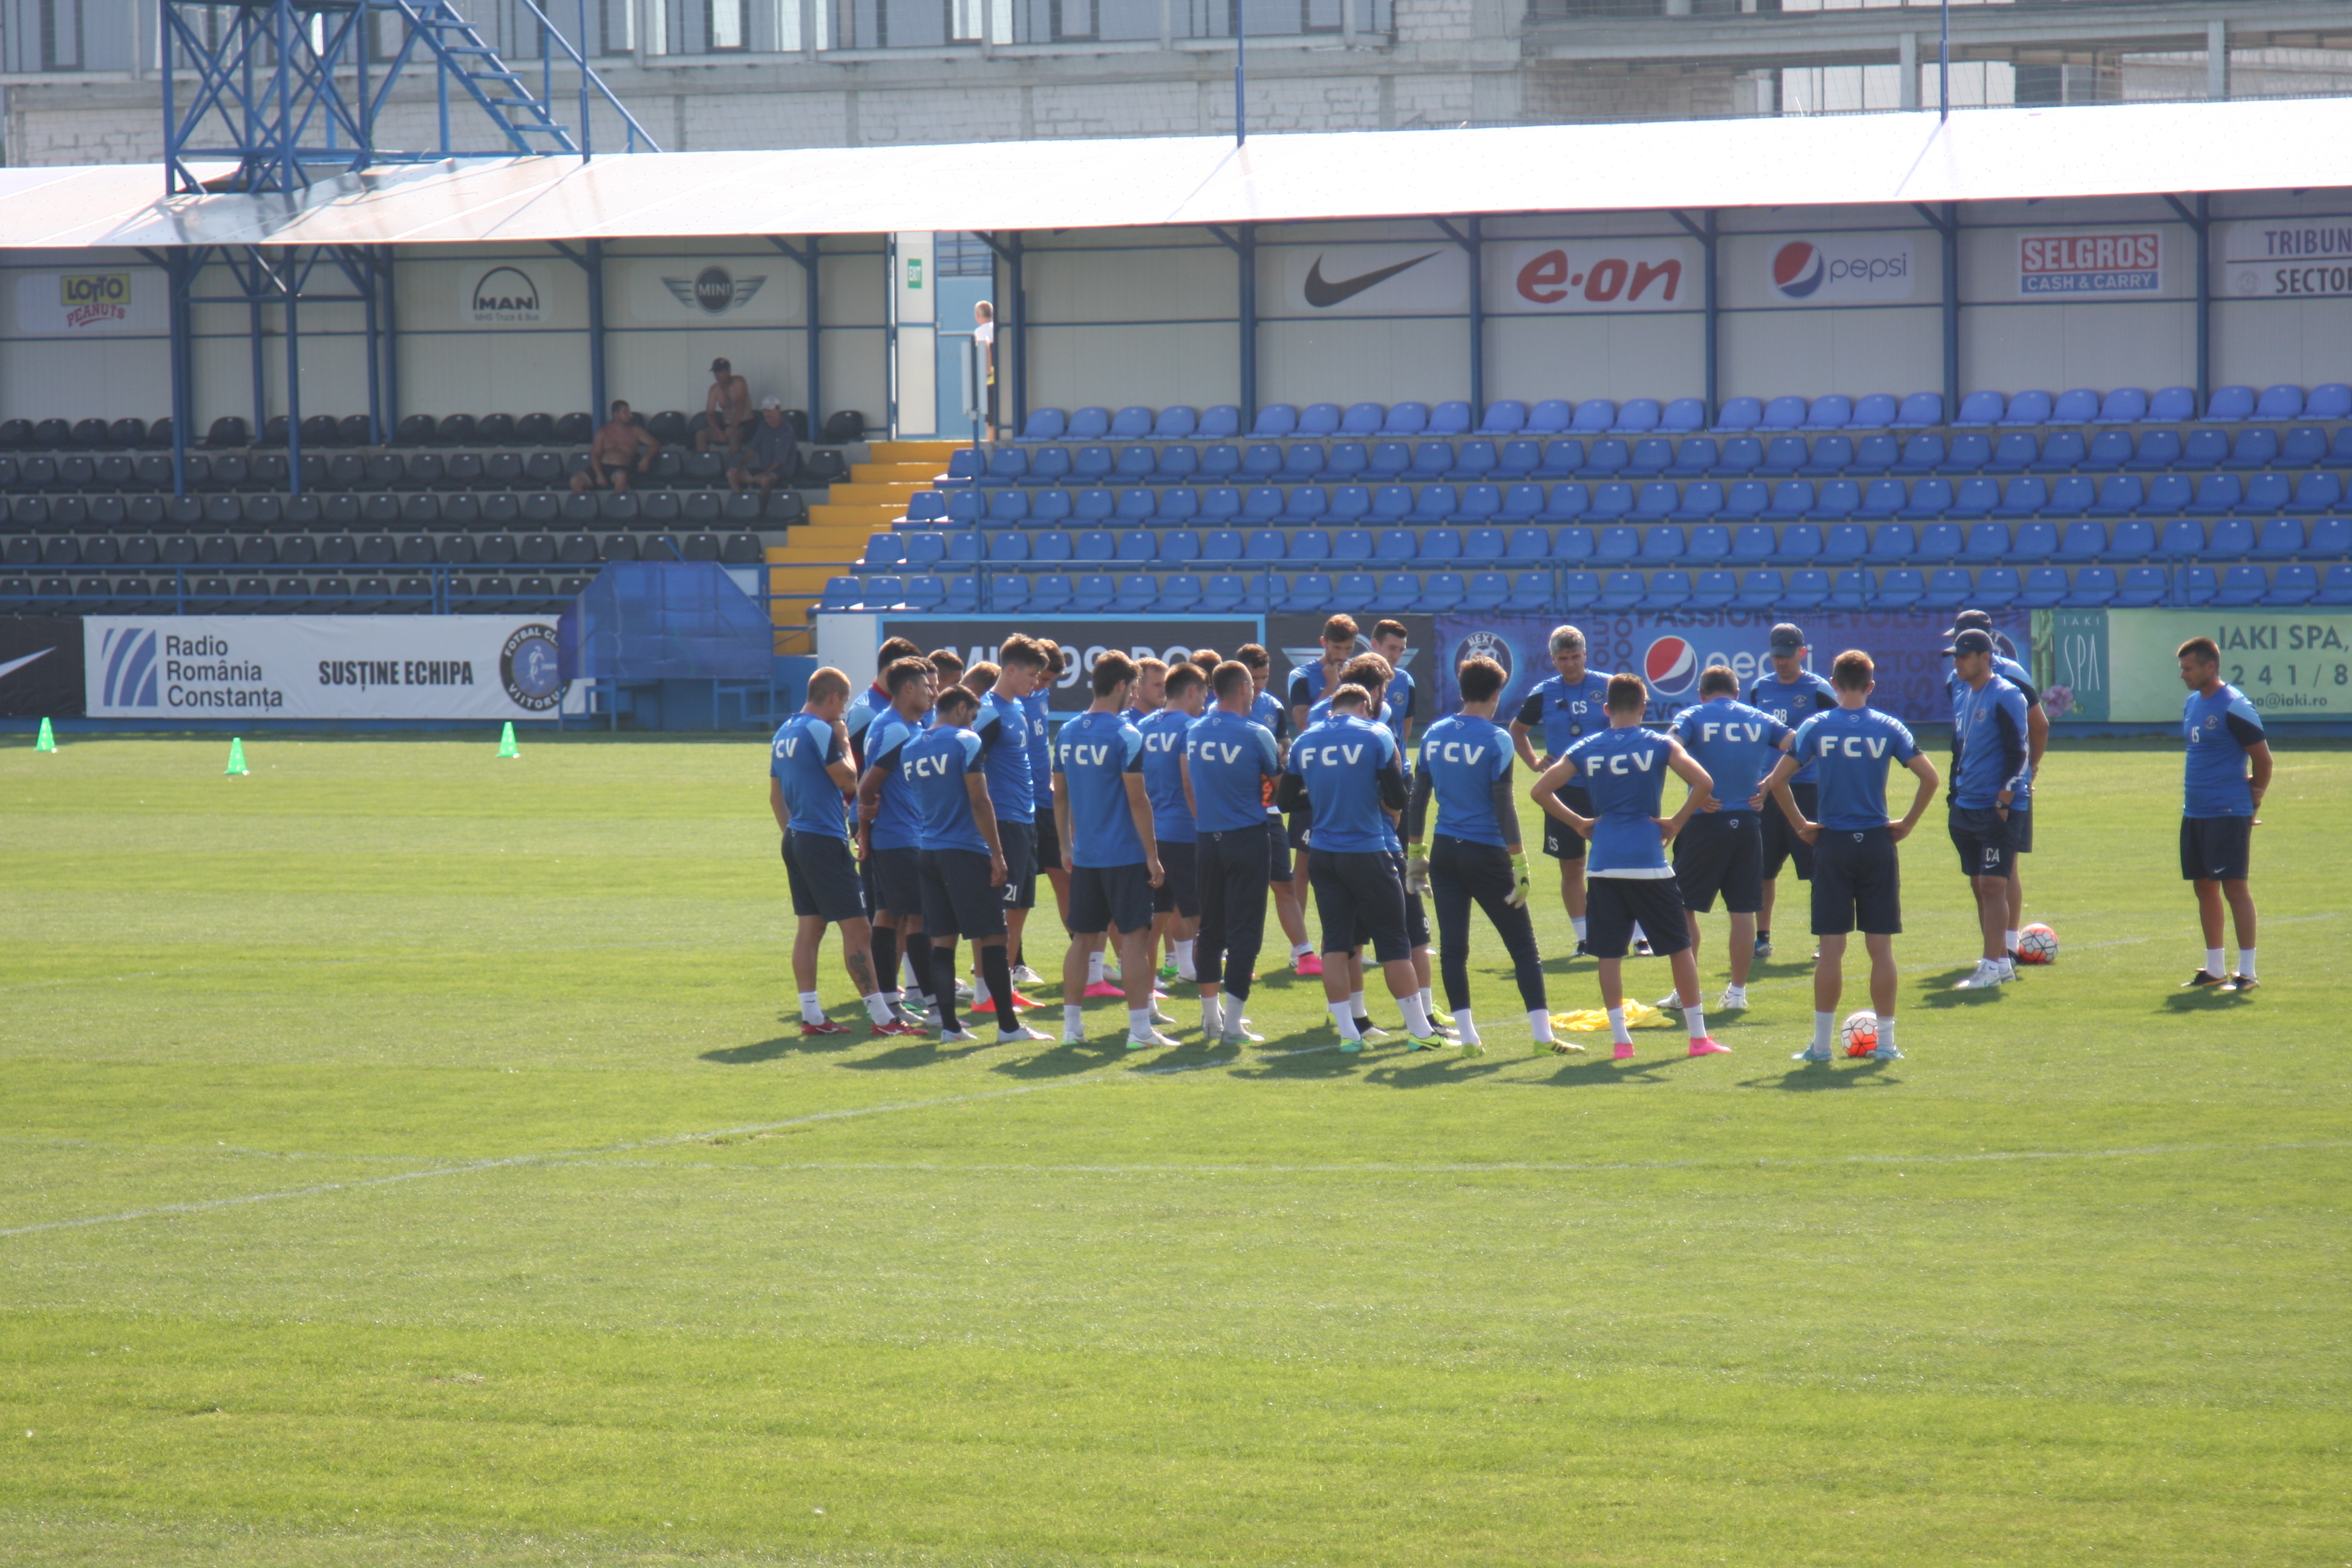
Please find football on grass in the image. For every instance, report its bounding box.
[2017,923,2059,964]
[1841,1010,1879,1057]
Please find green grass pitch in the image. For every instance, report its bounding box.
[2,732,2346,1567]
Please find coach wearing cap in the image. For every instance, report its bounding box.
[729,397,800,501]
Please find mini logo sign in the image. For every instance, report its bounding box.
[663,266,767,313]
[2020,233,2160,296]
[501,624,563,712]
[468,266,543,324]
[59,273,131,330]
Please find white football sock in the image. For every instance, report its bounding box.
[1685,1002,1708,1041]
[1087,950,1106,985]
[1399,992,1432,1037]
[1527,1008,1555,1045]
[900,955,918,991]
[1348,989,1367,1018]
[2206,947,2226,976]
[1062,1003,1084,1036]
[1606,1006,1632,1046]
[1454,1007,1481,1045]
[799,991,825,1025]
[1418,986,1437,1017]
[1174,938,1195,972]
[1812,1011,1836,1053]
[2236,947,2256,978]
[1572,916,1589,942]
[1127,1007,1152,1036]
[969,972,991,1009]
[1293,941,1315,959]
[1328,1003,1361,1039]
[862,993,894,1025]
[1877,1016,1896,1053]
[2004,930,2020,953]
[1201,996,1224,1035]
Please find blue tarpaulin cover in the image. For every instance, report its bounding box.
[559,562,771,683]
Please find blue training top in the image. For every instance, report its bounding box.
[1670,697,1792,812]
[1054,709,1148,867]
[1186,709,1284,835]
[2182,682,2266,817]
[1137,706,1198,841]
[1517,668,1616,763]
[1789,707,1921,832]
[1287,713,1403,854]
[862,707,927,852]
[976,690,1034,823]
[1949,675,2032,811]
[769,711,849,836]
[1417,712,1516,848]
[1746,668,1839,785]
[900,722,991,855]
[1947,653,2039,806]
[1560,725,1681,877]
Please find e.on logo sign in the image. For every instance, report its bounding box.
[1493,240,1700,314]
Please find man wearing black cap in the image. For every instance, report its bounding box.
[1941,609,2047,962]
[1745,622,1839,961]
[1946,629,2033,991]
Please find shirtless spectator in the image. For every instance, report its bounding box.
[694,358,751,456]
[728,397,800,499]
[569,400,659,494]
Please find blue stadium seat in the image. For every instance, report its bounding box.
[1771,524,1823,566]
[2235,474,2292,516]
[1332,526,1375,561]
[1367,485,1413,522]
[2255,385,2305,422]
[1959,521,2010,561]
[1986,432,2040,473]
[1382,402,1429,437]
[1662,397,1707,434]
[1852,393,1898,429]
[1664,437,1718,477]
[1612,399,1662,434]
[1151,407,1198,440]
[2063,566,2118,607]
[1506,526,1552,560]
[2267,564,2319,606]
[2184,474,2241,515]
[903,532,949,567]
[1814,480,1862,521]
[1200,572,1247,612]
[1631,481,1677,520]
[1859,479,1908,520]
[2109,518,2158,558]
[985,574,1030,613]
[1711,436,1763,476]
[1199,406,1241,440]
[2094,388,2149,424]
[934,451,981,489]
[989,531,1030,562]
[1587,482,1634,521]
[1408,442,1456,480]
[1949,477,2000,518]
[2088,475,2143,517]
[1154,572,1201,612]
[1476,399,1528,436]
[2053,388,2100,425]
[1298,403,1343,437]
[2001,390,2056,426]
[2158,518,2204,557]
[903,574,948,610]
[1158,489,1200,524]
[1449,440,1498,482]
[1802,394,1854,431]
[860,534,904,569]
[1362,442,1409,481]
[2249,518,2304,561]
[2144,386,2197,422]
[2324,431,2352,471]
[1732,569,1782,610]
[1690,568,1736,609]
[1315,442,1367,484]
[1455,485,1503,524]
[1068,408,1112,442]
[822,575,861,610]
[1015,408,1067,443]
[1713,396,1763,433]
[1567,400,1614,434]
[1759,435,1811,477]
[2308,518,2352,558]
[2011,521,2059,560]
[1107,488,1153,525]
[2280,427,2328,466]
[1802,436,1855,477]
[2018,566,2070,607]
[906,491,949,524]
[1276,443,1322,482]
[2180,564,2220,605]
[1116,529,1160,563]
[1465,570,1509,610]
[1070,529,1114,562]
[1376,527,1420,560]
[1370,570,1422,612]
[2139,474,2195,516]
[1826,568,1874,610]
[1892,433,1944,475]
[1063,446,1112,486]
[1106,407,1151,440]
[1590,569,1641,611]
[1339,403,1384,437]
[1026,489,1073,526]
[1462,526,1506,563]
[1250,403,1299,438]
[1532,439,1584,479]
[1552,526,1596,562]
[1098,571,1148,612]
[2320,564,2352,606]
[1892,391,1944,429]
[1430,401,1474,436]
[1818,522,1869,564]
[1498,485,1546,523]
[1722,481,1770,522]
[1198,487,1244,523]
[1640,524,1687,561]
[2042,430,2100,472]
[947,529,986,562]
[2308,384,2352,420]
[1018,448,1070,488]
[1592,524,1639,562]
[1241,486,1284,524]
[1491,439,1542,481]
[1759,395,1807,431]
[2204,519,2256,560]
[1878,567,1925,609]
[2177,429,2230,470]
[1919,566,1973,609]
[1866,523,1916,561]
[1325,486,1371,523]
[1942,433,1993,474]
[1279,486,1328,524]
[1333,569,1378,607]
[2040,476,2094,518]
[1579,439,1630,479]
[2223,428,2282,471]
[1954,390,2005,426]
[2205,385,2256,422]
[2214,564,2267,606]
[982,448,1028,486]
[1024,572,1070,612]
[1155,530,1196,563]
[1236,444,1279,482]
[1267,565,1319,604]
[1785,568,1832,609]
[1625,437,1673,477]
[1539,486,1590,524]
[1916,521,1964,561]
[1421,570,1468,612]
[1283,528,1327,563]
[855,576,906,609]
[1991,477,2047,519]
[1198,445,1241,483]
[1526,399,1574,436]
[1687,523,1731,560]
[1641,569,1691,611]
[1968,566,2019,609]
[1505,571,1556,613]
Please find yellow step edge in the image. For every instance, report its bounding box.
[828,482,924,506]
[809,503,904,529]
[851,463,941,485]
[868,440,963,463]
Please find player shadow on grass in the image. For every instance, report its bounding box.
[843,1037,999,1070]
[2158,988,2255,1014]
[1224,1040,1370,1081]
[1915,966,2010,1008]
[700,1019,866,1064]
[1740,1060,1900,1090]
[1364,1054,1511,1087]
[987,1036,1132,1079]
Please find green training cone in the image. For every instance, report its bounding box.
[224,737,248,776]
[497,720,520,759]
[34,717,56,753]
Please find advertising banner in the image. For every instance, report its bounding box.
[2017,231,2163,296]
[1267,243,1471,317]
[1489,239,1701,315]
[83,616,566,720]
[877,616,1264,712]
[2215,220,2352,299]
[13,270,167,337]
[2103,609,2352,722]
[0,616,86,716]
[1426,610,2027,725]
[1724,233,1929,310]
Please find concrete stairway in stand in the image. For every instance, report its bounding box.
[765,439,962,652]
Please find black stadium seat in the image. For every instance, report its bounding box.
[555,412,593,444]
[402,453,444,489]
[480,494,521,526]
[301,414,340,448]
[97,455,134,488]
[522,452,564,486]
[515,413,556,445]
[259,415,290,448]
[71,418,109,448]
[50,496,87,530]
[209,454,250,489]
[250,454,288,488]
[321,495,361,529]
[438,535,476,565]
[316,535,357,564]
[328,452,367,489]
[109,417,148,448]
[601,534,639,562]
[484,452,524,486]
[362,494,400,527]
[558,533,598,564]
[477,534,517,565]
[519,493,560,525]
[442,452,483,487]
[283,496,321,530]
[136,454,174,489]
[441,494,480,526]
[720,533,762,564]
[88,497,126,531]
[238,536,276,566]
[277,537,316,565]
[0,420,32,449]
[337,414,373,446]
[34,419,72,448]
[436,413,477,446]
[647,410,688,443]
[394,413,437,446]
[518,532,558,564]
[245,494,284,528]
[143,417,174,450]
[206,416,249,448]
[357,534,397,565]
[397,534,435,565]
[475,412,516,446]
[400,494,440,526]
[639,491,681,523]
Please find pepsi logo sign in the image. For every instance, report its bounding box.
[1644,636,1699,697]
[1772,243,1824,299]
[1766,237,1915,303]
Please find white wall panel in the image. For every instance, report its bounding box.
[1027,243,1233,326]
[0,335,171,422]
[608,328,808,415]
[1025,323,1239,413]
[1964,302,2194,396]
[1258,318,1469,408]
[1486,313,1701,405]
[2214,301,2352,391]
[1722,307,1940,401]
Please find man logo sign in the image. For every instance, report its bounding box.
[468,267,543,324]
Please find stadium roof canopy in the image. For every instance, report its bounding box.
[3,96,2347,252]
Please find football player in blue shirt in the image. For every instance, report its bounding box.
[1745,623,1839,960]
[1017,639,1070,986]
[1240,642,1320,977]
[1511,624,1618,956]
[1757,650,1941,1065]
[1280,683,1439,1051]
[1664,665,1795,1013]
[2175,635,2271,991]
[1534,673,1725,1060]
[1139,662,1207,997]
[970,636,1050,1017]
[1308,653,1437,1040]
[847,636,924,977]
[1404,654,1551,1054]
[857,656,947,1028]
[1942,609,2048,964]
[771,667,923,1039]
[1371,619,1419,743]
[1945,629,2034,992]
[1184,660,1286,1045]
[1054,650,1172,1049]
[899,684,1042,1046]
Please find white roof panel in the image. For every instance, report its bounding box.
[4,96,2347,252]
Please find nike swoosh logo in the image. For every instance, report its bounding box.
[1304,252,1439,309]
[0,648,53,682]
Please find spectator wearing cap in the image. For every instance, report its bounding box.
[694,358,753,457]
[730,397,800,500]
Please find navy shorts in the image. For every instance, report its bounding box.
[1368,849,1430,949]
[1267,819,1295,883]
[918,846,1005,942]
[1584,875,1691,960]
[1949,805,2019,880]
[1286,806,1313,852]
[2180,814,2252,882]
[1540,783,1593,863]
[1674,810,1764,915]
[1033,811,1065,875]
[784,829,866,923]
[2010,805,2034,854]
[1152,838,1200,917]
[869,844,924,921]
[1070,861,1154,935]
[1762,781,1818,880]
[1811,825,1902,936]
[1308,848,1411,964]
[998,819,1038,909]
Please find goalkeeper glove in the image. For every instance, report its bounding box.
[1405,852,1430,897]
[1505,851,1531,909]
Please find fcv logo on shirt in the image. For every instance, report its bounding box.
[1192,740,1250,765]
[1817,736,1890,758]
[1303,743,1368,767]
[1591,750,1657,776]
[908,752,958,779]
